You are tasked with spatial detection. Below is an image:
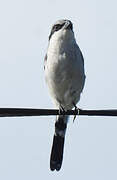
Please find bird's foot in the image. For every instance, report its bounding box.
[59,105,66,115]
[73,103,80,123]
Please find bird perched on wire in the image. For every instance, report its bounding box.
[44,19,85,171]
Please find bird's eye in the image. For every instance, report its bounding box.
[54,24,62,31]
[49,24,64,40]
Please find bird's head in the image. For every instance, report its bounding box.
[49,19,74,41]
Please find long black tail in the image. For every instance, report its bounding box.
[50,115,68,171]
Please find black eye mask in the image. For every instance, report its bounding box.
[49,23,65,40]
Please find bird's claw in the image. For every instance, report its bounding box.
[73,103,80,123]
[59,105,66,115]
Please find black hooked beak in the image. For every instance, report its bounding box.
[64,20,73,31]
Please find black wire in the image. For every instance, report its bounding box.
[0,108,117,117]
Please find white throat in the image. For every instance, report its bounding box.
[48,29,76,54]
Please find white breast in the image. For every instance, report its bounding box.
[45,29,85,110]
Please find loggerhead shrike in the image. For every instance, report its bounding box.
[44,19,85,171]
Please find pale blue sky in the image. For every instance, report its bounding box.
[0,0,117,179]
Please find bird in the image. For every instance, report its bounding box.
[44,19,85,171]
